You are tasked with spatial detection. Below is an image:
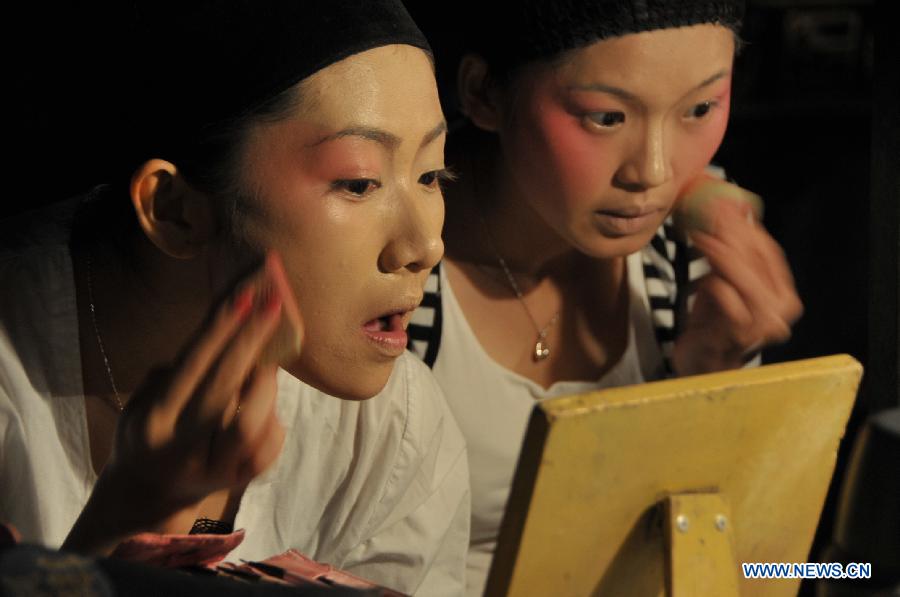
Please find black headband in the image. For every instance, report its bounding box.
[129,0,431,158]
[466,0,744,73]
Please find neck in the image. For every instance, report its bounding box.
[446,141,589,280]
[77,217,211,398]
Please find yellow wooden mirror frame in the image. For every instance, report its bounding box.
[486,355,863,597]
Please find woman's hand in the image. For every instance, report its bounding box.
[671,200,803,377]
[64,257,294,555]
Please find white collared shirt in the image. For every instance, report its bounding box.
[0,197,471,596]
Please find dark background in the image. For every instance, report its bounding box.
[407,0,881,396]
[716,3,899,592]
[404,1,899,592]
[4,0,898,593]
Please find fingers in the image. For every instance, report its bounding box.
[692,206,801,317]
[211,364,284,484]
[692,230,780,312]
[695,275,754,334]
[224,364,279,447]
[160,285,257,416]
[189,293,283,427]
[754,231,804,318]
[691,235,797,346]
[685,202,802,359]
[111,254,294,509]
[704,201,779,289]
[692,274,790,355]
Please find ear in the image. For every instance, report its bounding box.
[130,159,216,259]
[457,54,503,133]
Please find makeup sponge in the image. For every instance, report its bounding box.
[253,252,304,367]
[673,173,764,235]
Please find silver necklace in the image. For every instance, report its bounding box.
[86,253,124,412]
[479,214,560,362]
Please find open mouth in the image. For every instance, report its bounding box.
[361,307,415,357]
[363,312,405,333]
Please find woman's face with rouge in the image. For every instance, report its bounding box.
[489,24,736,257]
[222,44,447,400]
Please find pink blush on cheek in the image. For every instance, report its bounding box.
[682,96,732,177]
[528,104,609,203]
[718,90,732,112]
[702,97,731,163]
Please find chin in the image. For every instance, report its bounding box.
[575,231,657,260]
[282,359,393,401]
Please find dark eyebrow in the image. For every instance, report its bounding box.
[421,121,448,148]
[569,82,638,102]
[309,120,447,151]
[310,126,401,149]
[690,69,732,93]
[569,69,732,101]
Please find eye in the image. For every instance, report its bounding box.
[332,178,380,197]
[418,168,456,190]
[685,100,718,120]
[585,111,626,130]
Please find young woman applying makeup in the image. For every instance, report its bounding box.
[0,2,468,594]
[406,1,803,593]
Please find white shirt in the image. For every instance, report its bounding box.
[0,198,471,596]
[431,256,663,596]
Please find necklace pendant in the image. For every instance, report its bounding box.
[534,340,550,361]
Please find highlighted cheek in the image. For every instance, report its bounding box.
[536,109,606,199]
[690,100,731,171]
[707,93,731,152]
[719,92,732,113]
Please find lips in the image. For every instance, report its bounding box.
[598,207,659,218]
[363,311,408,333]
[361,300,420,357]
[593,206,664,236]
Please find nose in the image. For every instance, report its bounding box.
[615,121,672,191]
[378,189,444,274]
